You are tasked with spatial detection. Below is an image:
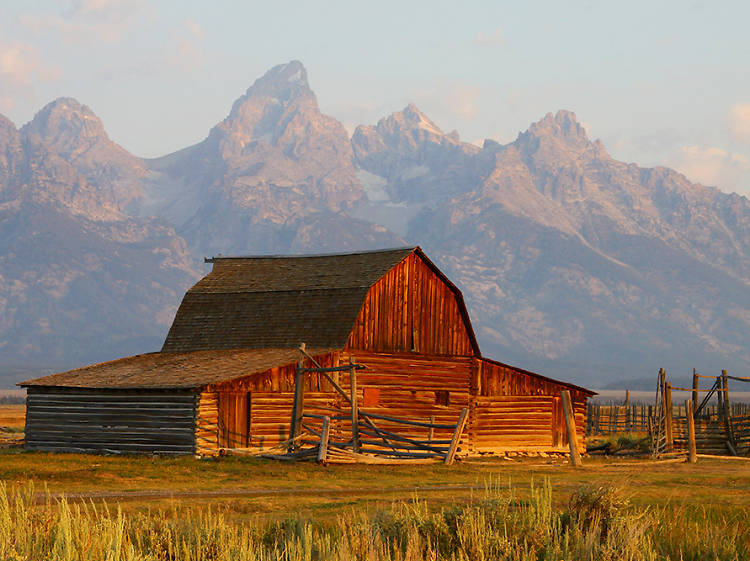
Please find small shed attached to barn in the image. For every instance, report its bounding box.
[21,247,594,457]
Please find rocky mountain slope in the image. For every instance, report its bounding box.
[407,111,750,382]
[132,61,403,256]
[1,61,748,387]
[0,101,197,370]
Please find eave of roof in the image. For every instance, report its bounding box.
[19,348,336,390]
[479,356,597,396]
[411,247,481,357]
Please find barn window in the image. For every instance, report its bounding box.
[363,387,380,407]
[435,390,450,406]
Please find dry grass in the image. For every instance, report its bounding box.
[0,447,749,522]
[1,478,748,560]
[2,401,750,558]
[0,404,25,429]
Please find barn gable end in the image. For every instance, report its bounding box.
[346,250,478,356]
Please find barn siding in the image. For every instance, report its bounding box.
[338,351,473,450]
[195,351,590,456]
[24,387,197,454]
[197,352,341,453]
[346,253,475,356]
[470,359,588,453]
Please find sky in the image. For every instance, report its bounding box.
[1,0,749,196]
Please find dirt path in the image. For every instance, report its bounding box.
[40,483,484,504]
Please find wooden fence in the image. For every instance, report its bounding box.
[587,403,750,436]
[269,346,470,464]
[588,368,750,457]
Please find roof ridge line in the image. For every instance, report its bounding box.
[204,246,417,262]
[190,286,373,294]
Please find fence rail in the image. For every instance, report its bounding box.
[587,403,750,436]
[587,367,750,458]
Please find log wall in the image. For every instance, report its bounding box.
[471,359,588,453]
[194,351,591,456]
[199,352,341,452]
[25,387,197,454]
[346,252,476,356]
[339,351,473,449]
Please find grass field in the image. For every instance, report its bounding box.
[0,404,24,429]
[2,405,750,559]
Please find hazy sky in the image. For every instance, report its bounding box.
[2,0,749,196]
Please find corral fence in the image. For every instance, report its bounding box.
[588,369,750,457]
[588,401,750,436]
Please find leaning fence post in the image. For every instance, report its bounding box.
[445,408,469,465]
[561,390,582,467]
[685,399,697,463]
[317,416,331,464]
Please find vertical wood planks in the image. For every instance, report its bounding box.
[344,252,474,356]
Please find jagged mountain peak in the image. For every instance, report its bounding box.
[527,110,589,141]
[243,60,312,101]
[23,97,107,146]
[378,103,446,138]
[20,97,116,164]
[208,61,324,154]
[511,109,609,163]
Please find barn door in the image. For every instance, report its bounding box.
[218,391,251,448]
[551,396,565,447]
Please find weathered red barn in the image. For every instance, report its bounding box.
[21,247,593,457]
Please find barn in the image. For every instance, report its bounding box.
[21,247,594,457]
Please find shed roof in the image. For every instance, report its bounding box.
[20,348,332,389]
[161,247,416,353]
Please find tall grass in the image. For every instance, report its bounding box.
[0,479,747,560]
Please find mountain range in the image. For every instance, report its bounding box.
[1,60,749,388]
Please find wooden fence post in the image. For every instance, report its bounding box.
[350,356,359,453]
[685,399,697,464]
[428,415,435,444]
[722,370,737,454]
[288,343,306,450]
[445,408,469,465]
[625,390,631,431]
[317,416,331,464]
[692,368,699,415]
[665,382,674,452]
[561,390,582,467]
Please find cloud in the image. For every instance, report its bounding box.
[0,42,60,112]
[445,84,480,120]
[410,82,481,124]
[475,28,505,47]
[673,145,750,195]
[19,0,153,45]
[728,103,750,143]
[166,19,206,70]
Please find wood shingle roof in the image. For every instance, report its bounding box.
[21,348,332,389]
[161,247,416,353]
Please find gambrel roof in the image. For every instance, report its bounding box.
[160,246,478,354]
